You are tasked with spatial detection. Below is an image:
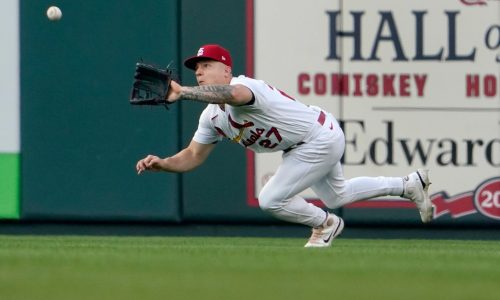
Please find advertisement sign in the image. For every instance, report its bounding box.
[249,0,499,221]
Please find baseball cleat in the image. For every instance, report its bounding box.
[403,169,435,223]
[304,213,344,248]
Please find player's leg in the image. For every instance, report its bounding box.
[312,163,434,222]
[258,113,353,247]
[258,133,347,247]
[258,151,331,228]
[258,155,344,248]
[312,162,404,209]
[304,126,405,208]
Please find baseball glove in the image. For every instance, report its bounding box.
[130,62,173,108]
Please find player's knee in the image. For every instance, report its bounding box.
[258,196,277,213]
[258,190,282,213]
[322,186,348,209]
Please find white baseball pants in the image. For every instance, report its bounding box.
[258,112,404,228]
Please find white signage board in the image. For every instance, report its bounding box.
[249,0,500,220]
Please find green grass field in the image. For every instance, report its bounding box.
[0,235,499,300]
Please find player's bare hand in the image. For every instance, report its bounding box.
[166,80,182,103]
[136,155,165,175]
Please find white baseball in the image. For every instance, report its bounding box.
[46,6,62,21]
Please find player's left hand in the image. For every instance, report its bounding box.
[129,62,174,108]
[136,155,165,174]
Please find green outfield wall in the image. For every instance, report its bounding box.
[19,0,181,221]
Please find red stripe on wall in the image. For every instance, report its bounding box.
[245,0,259,207]
[346,200,416,209]
[246,0,254,78]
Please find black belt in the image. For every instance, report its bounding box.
[283,142,305,153]
[283,111,327,153]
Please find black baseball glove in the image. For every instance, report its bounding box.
[130,62,173,108]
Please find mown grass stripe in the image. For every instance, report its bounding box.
[0,236,498,300]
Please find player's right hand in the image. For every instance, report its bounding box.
[136,155,165,174]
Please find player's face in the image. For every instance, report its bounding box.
[194,60,231,85]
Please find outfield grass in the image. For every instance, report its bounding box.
[0,236,499,300]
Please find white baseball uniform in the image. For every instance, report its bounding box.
[193,75,404,227]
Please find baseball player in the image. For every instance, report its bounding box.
[136,44,435,247]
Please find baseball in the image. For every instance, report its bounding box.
[46,6,62,21]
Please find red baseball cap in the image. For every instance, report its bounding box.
[184,44,233,70]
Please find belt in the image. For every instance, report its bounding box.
[283,142,305,153]
[283,111,327,153]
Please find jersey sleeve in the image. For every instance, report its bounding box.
[230,76,270,108]
[230,76,258,97]
[192,107,222,144]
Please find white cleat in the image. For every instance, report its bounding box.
[304,213,344,248]
[403,169,435,223]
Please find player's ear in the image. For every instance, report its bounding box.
[224,65,232,77]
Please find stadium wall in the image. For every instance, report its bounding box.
[18,0,182,221]
[0,0,498,227]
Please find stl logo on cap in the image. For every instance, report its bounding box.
[184,44,233,70]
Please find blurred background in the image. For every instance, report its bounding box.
[0,0,499,234]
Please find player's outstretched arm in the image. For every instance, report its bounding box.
[167,81,253,106]
[136,140,216,174]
